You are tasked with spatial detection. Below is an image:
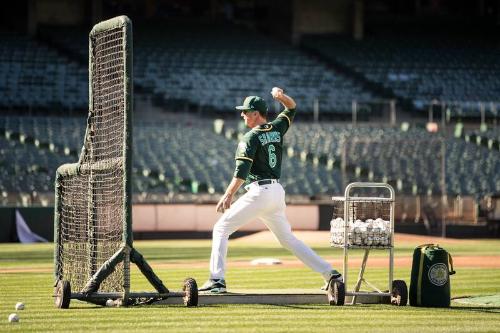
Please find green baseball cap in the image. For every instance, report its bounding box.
[235,96,268,115]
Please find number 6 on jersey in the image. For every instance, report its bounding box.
[268,144,277,168]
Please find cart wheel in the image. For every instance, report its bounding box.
[327,280,345,306]
[182,278,198,307]
[391,280,408,306]
[55,280,71,309]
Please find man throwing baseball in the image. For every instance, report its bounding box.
[199,87,341,293]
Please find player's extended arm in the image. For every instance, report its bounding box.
[216,177,245,213]
[271,87,296,109]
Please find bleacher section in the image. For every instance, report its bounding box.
[15,25,500,119]
[0,33,87,111]
[1,25,498,206]
[0,116,343,204]
[302,34,500,117]
[135,25,376,114]
[231,121,499,198]
[464,127,500,154]
[41,24,375,114]
[1,115,498,206]
[0,134,72,206]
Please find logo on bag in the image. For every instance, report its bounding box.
[428,263,448,286]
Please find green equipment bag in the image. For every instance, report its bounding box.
[409,244,456,307]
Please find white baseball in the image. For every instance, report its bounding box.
[106,299,114,307]
[8,313,19,323]
[271,87,281,98]
[15,302,24,310]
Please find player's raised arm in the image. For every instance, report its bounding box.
[271,87,296,134]
[271,87,296,110]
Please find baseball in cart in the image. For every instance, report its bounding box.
[327,182,408,306]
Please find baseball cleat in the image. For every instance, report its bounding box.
[198,279,227,293]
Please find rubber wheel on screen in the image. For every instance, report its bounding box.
[55,280,71,309]
[182,278,198,307]
[327,280,345,306]
[391,280,408,306]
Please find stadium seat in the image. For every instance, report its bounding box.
[302,33,500,118]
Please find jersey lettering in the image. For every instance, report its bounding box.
[234,110,296,184]
[257,131,281,146]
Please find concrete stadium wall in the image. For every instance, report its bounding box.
[132,204,319,232]
[0,204,319,242]
[0,200,492,242]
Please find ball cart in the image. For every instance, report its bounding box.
[328,182,408,306]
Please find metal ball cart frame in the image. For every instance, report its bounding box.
[328,182,408,306]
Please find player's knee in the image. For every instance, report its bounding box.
[213,223,226,236]
[213,220,232,238]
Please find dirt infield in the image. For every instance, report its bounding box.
[234,231,475,245]
[226,255,500,269]
[231,231,500,269]
[1,232,498,273]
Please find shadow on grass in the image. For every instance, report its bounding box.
[448,305,500,314]
[62,302,500,314]
[179,303,374,310]
[218,303,500,313]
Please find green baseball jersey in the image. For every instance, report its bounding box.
[234,108,296,184]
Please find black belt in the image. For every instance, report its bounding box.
[245,179,279,191]
[255,179,279,186]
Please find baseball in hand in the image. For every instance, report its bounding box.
[271,87,283,99]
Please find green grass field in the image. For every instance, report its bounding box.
[1,235,499,332]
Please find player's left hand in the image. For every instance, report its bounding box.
[216,193,233,213]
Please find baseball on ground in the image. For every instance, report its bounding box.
[15,302,25,310]
[8,313,19,323]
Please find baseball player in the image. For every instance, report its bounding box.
[199,87,341,293]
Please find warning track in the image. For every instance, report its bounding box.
[1,232,498,273]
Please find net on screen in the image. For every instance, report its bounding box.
[54,16,132,293]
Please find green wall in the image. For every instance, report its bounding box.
[0,207,54,242]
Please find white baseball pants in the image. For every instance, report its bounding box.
[209,182,332,280]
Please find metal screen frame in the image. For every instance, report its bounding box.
[54,15,132,297]
[88,16,134,248]
[53,15,195,309]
